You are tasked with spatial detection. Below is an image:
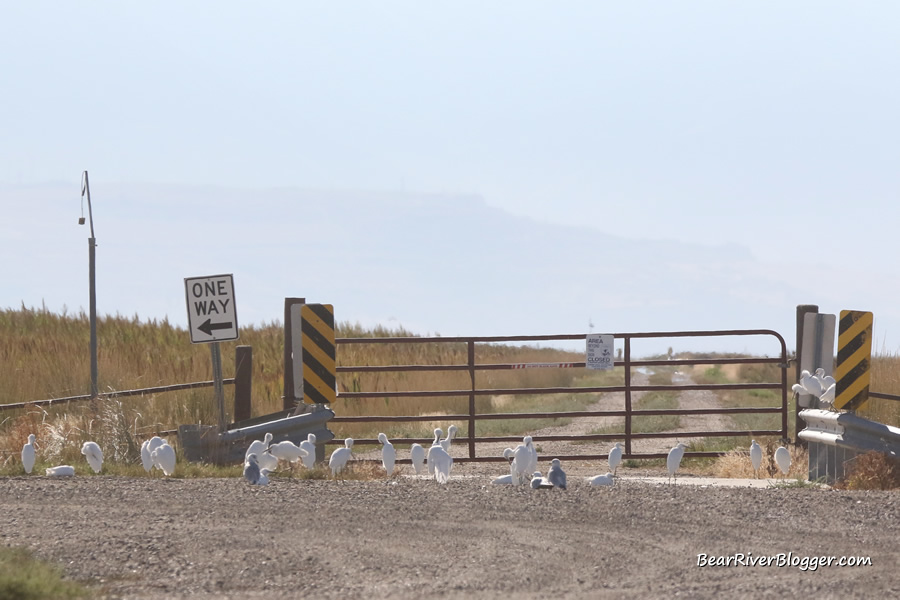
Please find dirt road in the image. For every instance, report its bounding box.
[2,473,898,599]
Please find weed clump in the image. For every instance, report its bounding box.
[833,451,900,490]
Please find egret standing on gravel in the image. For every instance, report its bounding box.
[426,428,443,475]
[440,425,458,452]
[329,438,354,479]
[775,445,791,481]
[151,441,177,476]
[410,443,426,475]
[608,442,623,476]
[141,436,165,473]
[21,434,36,474]
[667,443,688,485]
[378,433,396,477]
[81,441,104,473]
[245,433,278,473]
[749,440,763,479]
[428,444,453,484]
[299,434,317,470]
[269,440,308,475]
[547,459,567,489]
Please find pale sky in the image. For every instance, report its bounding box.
[2,2,899,356]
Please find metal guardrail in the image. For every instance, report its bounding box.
[331,329,790,463]
[799,408,900,483]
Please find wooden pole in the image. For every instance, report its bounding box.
[234,345,253,423]
[282,297,305,410]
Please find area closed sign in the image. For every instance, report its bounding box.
[586,334,614,370]
[184,274,239,344]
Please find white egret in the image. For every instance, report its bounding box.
[608,442,623,476]
[428,444,453,484]
[799,369,825,398]
[502,447,520,485]
[244,453,261,485]
[378,433,395,477]
[329,438,354,479]
[547,458,567,489]
[775,445,791,480]
[21,434,36,474]
[426,428,443,475]
[45,465,75,477]
[667,442,688,485]
[151,442,177,476]
[491,474,515,485]
[530,471,544,489]
[512,444,532,484]
[440,425,458,452]
[246,433,278,472]
[410,443,426,475]
[749,440,762,479]
[523,436,538,476]
[588,472,615,487]
[141,436,165,473]
[819,383,836,408]
[814,368,836,390]
[81,441,104,474]
[269,441,308,476]
[299,433,317,469]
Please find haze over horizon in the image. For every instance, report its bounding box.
[3,2,899,357]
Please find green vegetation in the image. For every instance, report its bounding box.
[0,547,88,600]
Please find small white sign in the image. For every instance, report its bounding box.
[184,274,239,344]
[586,334,615,370]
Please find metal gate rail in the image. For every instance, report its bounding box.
[331,329,789,462]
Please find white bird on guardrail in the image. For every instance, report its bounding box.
[749,440,762,479]
[21,434,36,475]
[378,433,395,477]
[81,441,104,474]
[608,442,623,476]
[799,370,825,398]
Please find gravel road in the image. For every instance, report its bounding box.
[2,470,898,599]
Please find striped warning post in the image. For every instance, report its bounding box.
[833,310,873,413]
[301,304,336,404]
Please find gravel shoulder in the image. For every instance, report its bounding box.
[2,474,898,599]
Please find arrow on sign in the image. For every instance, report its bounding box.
[197,318,234,336]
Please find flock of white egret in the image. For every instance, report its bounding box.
[18,427,793,486]
[793,368,837,409]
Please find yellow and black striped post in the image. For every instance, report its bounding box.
[833,310,873,413]
[300,304,336,404]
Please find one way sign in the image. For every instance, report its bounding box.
[184,274,239,344]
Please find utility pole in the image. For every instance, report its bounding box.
[80,171,98,398]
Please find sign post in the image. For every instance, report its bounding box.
[586,334,615,370]
[185,274,240,431]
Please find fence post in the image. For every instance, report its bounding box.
[234,345,253,423]
[468,340,476,460]
[795,304,819,445]
[624,336,632,456]
[282,297,306,411]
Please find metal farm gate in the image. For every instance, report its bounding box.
[330,329,789,463]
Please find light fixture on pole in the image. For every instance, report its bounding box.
[79,171,98,398]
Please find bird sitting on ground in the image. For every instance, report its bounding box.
[530,471,545,489]
[21,434,36,475]
[45,465,75,477]
[547,458,567,490]
[588,472,615,487]
[244,453,261,485]
[81,441,104,474]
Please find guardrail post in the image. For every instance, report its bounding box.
[468,340,476,460]
[234,345,253,422]
[282,297,306,410]
[795,304,818,445]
